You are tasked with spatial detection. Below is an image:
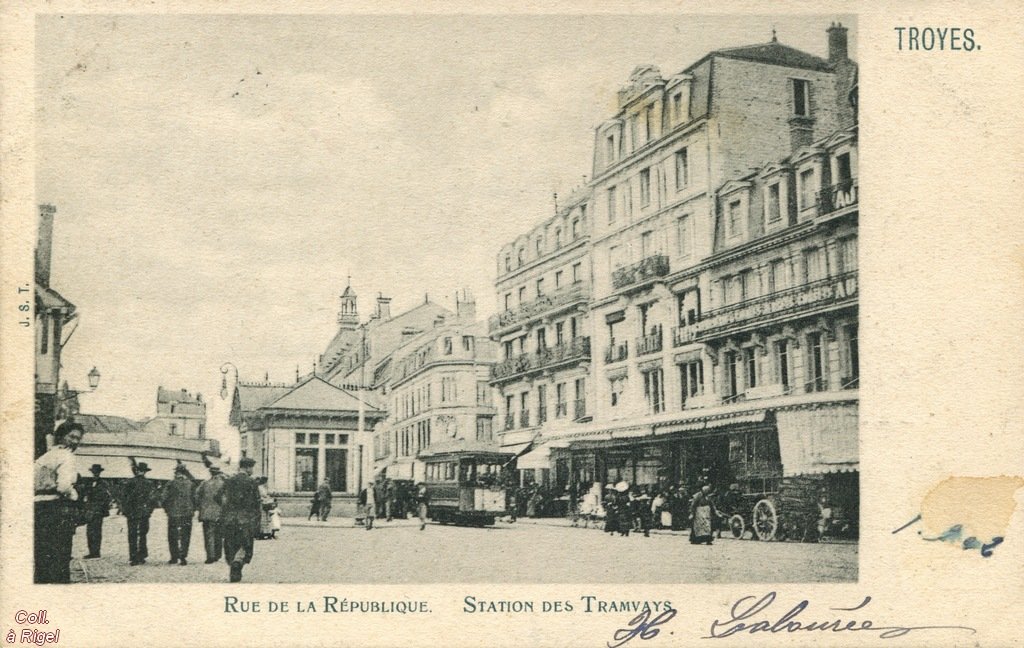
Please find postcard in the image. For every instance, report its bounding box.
[1,1,1021,647]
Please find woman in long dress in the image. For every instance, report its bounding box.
[689,485,717,545]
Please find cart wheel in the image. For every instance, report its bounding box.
[753,499,778,541]
[729,514,746,539]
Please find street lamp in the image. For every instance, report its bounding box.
[87,366,101,390]
[220,362,239,400]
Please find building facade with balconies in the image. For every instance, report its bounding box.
[549,24,859,525]
[371,292,498,481]
[490,189,595,485]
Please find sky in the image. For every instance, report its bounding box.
[36,13,855,457]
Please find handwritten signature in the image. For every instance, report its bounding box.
[608,608,677,648]
[893,514,1004,557]
[704,592,976,640]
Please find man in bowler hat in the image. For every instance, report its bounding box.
[81,464,112,559]
[122,461,157,565]
[217,457,261,582]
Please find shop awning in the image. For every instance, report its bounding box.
[517,443,552,469]
[611,426,653,439]
[706,411,766,429]
[500,441,533,456]
[776,405,858,477]
[654,409,767,435]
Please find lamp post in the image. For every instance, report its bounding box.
[41,367,101,457]
[220,362,239,401]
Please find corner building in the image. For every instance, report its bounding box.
[498,24,860,536]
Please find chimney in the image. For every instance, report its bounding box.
[455,288,476,322]
[375,293,392,321]
[36,204,57,287]
[827,22,848,63]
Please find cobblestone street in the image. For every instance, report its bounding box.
[72,511,856,584]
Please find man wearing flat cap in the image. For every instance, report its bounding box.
[217,457,261,582]
[122,461,157,566]
[80,463,112,559]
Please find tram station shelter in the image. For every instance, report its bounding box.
[231,376,385,516]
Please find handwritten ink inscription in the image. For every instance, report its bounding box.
[608,608,677,648]
[706,592,976,640]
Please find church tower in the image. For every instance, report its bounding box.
[337,279,359,330]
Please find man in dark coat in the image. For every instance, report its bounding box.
[316,479,333,521]
[122,462,156,565]
[196,464,227,563]
[163,464,196,565]
[218,457,261,582]
[80,463,112,559]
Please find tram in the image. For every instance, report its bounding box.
[420,441,514,527]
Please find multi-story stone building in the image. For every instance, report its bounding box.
[488,189,595,486]
[372,291,498,481]
[143,387,207,439]
[493,23,859,532]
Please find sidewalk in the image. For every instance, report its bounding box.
[282,516,421,529]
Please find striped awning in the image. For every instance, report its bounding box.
[776,405,858,476]
[611,426,653,439]
[654,409,767,435]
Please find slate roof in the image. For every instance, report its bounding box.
[157,387,204,405]
[263,377,381,413]
[235,382,294,413]
[709,40,833,72]
[75,413,144,435]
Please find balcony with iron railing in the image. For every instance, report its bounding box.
[687,271,858,341]
[672,324,699,348]
[555,401,568,418]
[489,336,592,383]
[611,254,670,290]
[519,410,531,428]
[636,328,663,356]
[604,339,629,364]
[488,282,591,335]
[537,405,548,425]
[818,178,858,217]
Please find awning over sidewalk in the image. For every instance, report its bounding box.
[516,443,552,469]
[654,409,767,436]
[776,405,858,477]
[499,441,533,456]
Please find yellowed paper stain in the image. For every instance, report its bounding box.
[919,476,1024,539]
